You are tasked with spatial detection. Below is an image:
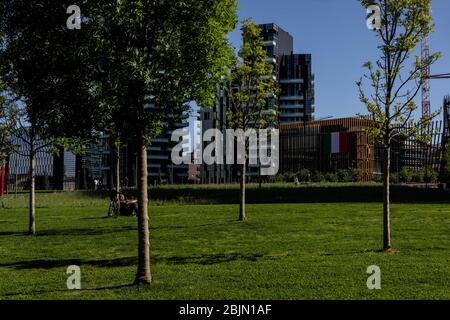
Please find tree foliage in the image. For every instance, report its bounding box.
[357,0,440,145]
[227,19,279,131]
[227,19,279,221]
[357,0,440,251]
[0,92,17,165]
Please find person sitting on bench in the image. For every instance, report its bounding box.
[118,192,138,216]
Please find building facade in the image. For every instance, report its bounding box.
[260,23,315,123]
[6,134,76,191]
[279,117,446,182]
[147,121,191,185]
[199,23,315,182]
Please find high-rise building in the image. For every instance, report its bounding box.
[260,23,315,123]
[198,23,315,183]
[147,118,191,185]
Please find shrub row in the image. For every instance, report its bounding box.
[276,167,441,184]
[274,169,361,183]
[391,167,439,184]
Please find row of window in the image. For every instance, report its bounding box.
[280,83,303,96]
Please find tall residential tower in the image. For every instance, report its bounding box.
[260,23,315,123]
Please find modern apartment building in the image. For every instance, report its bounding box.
[143,101,193,184]
[260,23,315,123]
[198,96,237,183]
[198,23,315,182]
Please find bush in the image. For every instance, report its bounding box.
[272,174,285,183]
[283,172,297,183]
[372,174,382,183]
[336,168,361,182]
[297,169,310,183]
[440,148,450,183]
[325,172,338,183]
[336,169,348,182]
[389,172,399,184]
[348,168,362,182]
[424,169,438,184]
[311,171,325,183]
[412,170,424,183]
[399,167,413,183]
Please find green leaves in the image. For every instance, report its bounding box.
[0,94,18,164]
[228,19,279,132]
[92,0,237,141]
[357,0,439,147]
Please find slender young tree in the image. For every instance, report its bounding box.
[357,0,440,251]
[91,0,237,284]
[9,107,55,234]
[0,1,101,234]
[227,19,279,221]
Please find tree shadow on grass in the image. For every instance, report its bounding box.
[0,226,137,237]
[79,216,113,220]
[0,283,136,298]
[319,248,400,256]
[0,231,27,236]
[0,257,138,270]
[159,252,268,265]
[0,252,272,270]
[150,220,235,231]
[36,226,136,237]
[0,220,234,237]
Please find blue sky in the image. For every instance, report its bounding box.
[229,0,450,120]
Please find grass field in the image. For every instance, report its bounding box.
[0,191,450,300]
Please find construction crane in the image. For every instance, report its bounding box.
[421,13,431,117]
[421,3,450,116]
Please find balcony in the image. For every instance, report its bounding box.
[280,104,304,109]
[148,155,169,160]
[279,78,304,84]
[263,40,277,47]
[279,95,304,101]
[280,112,304,118]
[265,57,277,64]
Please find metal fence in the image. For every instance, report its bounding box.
[280,117,445,181]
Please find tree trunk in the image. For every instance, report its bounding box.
[239,162,246,221]
[134,127,152,285]
[382,146,391,251]
[28,133,36,235]
[114,142,120,191]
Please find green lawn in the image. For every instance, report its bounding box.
[0,192,449,299]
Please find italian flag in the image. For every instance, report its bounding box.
[323,132,348,154]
